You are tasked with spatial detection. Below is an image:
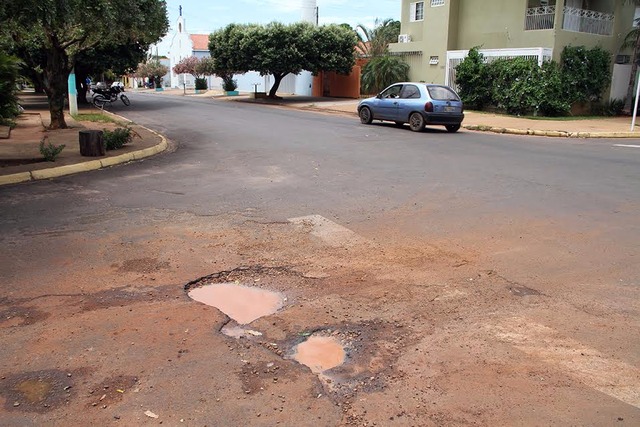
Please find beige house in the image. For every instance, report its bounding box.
[390,0,638,100]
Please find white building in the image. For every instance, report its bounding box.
[167,4,318,95]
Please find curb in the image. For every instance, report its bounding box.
[462,124,639,138]
[0,127,168,187]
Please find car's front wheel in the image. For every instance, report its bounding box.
[409,112,425,132]
[446,124,460,133]
[359,107,373,124]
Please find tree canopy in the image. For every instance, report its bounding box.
[0,0,168,128]
[209,22,357,98]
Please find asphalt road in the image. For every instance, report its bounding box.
[1,92,639,425]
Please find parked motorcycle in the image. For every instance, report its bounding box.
[92,82,130,108]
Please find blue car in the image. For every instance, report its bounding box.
[357,83,464,133]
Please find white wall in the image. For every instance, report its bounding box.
[611,64,632,102]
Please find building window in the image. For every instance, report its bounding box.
[431,0,445,7]
[410,2,425,22]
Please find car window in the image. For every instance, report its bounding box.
[400,84,421,99]
[427,86,460,101]
[380,85,402,99]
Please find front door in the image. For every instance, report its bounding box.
[374,84,403,120]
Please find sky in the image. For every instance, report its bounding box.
[156,0,400,56]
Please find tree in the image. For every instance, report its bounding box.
[622,0,640,115]
[135,60,169,88]
[0,0,168,129]
[173,56,216,90]
[173,56,202,79]
[622,17,640,114]
[355,19,401,58]
[361,55,409,95]
[209,22,356,98]
[74,41,149,103]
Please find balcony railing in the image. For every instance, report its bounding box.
[525,6,556,31]
[562,6,614,36]
[525,6,614,35]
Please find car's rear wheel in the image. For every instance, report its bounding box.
[446,124,460,133]
[409,112,425,132]
[359,106,373,124]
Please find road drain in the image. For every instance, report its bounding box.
[293,336,346,373]
[188,283,285,325]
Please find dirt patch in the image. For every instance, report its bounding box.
[85,375,139,408]
[0,305,49,327]
[79,284,180,312]
[0,369,83,413]
[117,257,171,274]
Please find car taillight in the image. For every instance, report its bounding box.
[424,102,433,112]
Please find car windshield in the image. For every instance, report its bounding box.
[427,86,460,101]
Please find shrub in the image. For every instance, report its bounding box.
[561,46,611,103]
[103,127,133,150]
[39,137,65,161]
[591,98,625,116]
[454,45,611,117]
[455,47,490,110]
[487,57,540,116]
[0,53,21,125]
[222,75,238,91]
[195,77,207,90]
[535,61,571,116]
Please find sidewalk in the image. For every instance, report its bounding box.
[1,91,638,186]
[0,93,168,185]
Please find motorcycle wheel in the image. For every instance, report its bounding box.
[93,94,107,108]
[120,95,130,106]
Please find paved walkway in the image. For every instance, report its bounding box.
[1,90,638,186]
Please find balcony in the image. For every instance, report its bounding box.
[525,5,614,36]
[562,6,614,36]
[525,6,556,31]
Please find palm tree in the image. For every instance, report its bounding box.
[355,18,401,59]
[361,55,410,95]
[356,19,407,94]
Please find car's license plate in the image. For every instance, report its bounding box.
[444,106,456,112]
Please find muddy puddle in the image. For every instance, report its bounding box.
[293,336,346,373]
[188,282,285,325]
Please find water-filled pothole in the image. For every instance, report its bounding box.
[293,336,346,373]
[188,282,285,325]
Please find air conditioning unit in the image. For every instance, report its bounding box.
[398,34,412,43]
[615,54,630,64]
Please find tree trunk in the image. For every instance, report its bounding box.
[268,73,287,99]
[43,47,71,129]
[76,70,90,104]
[623,30,640,115]
[79,130,105,156]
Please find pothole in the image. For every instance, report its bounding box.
[293,335,346,373]
[188,282,285,325]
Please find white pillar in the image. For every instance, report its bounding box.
[68,68,78,116]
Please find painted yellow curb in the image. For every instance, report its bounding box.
[30,160,104,180]
[100,152,136,167]
[0,126,169,186]
[465,125,640,139]
[0,172,32,185]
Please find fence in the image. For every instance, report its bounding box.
[445,47,553,90]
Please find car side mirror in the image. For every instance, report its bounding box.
[376,93,382,99]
